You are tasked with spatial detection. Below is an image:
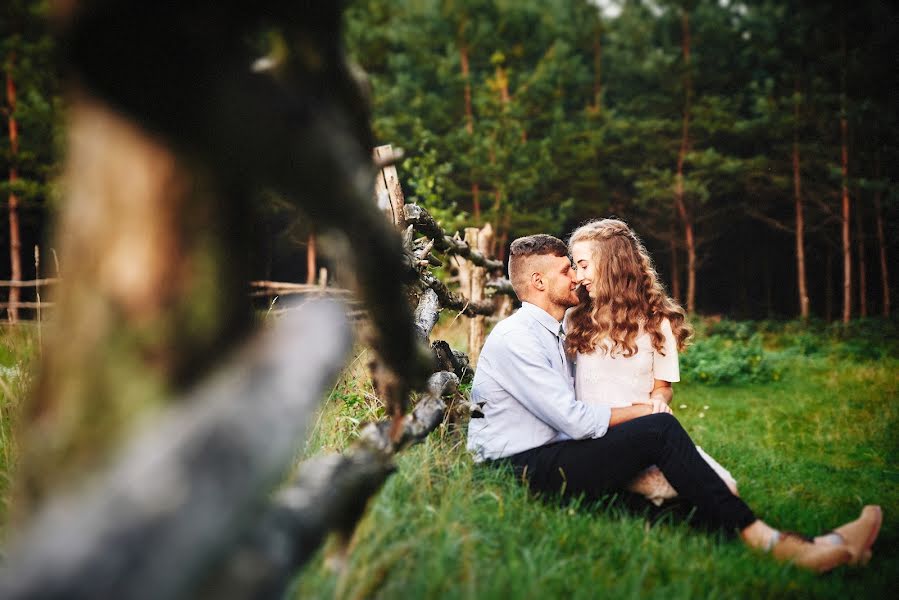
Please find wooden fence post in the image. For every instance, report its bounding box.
[464,224,493,365]
[373,145,406,229]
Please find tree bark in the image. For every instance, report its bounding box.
[873,151,890,316]
[675,8,695,313]
[306,230,316,285]
[492,62,511,243]
[840,29,852,324]
[592,18,602,113]
[669,216,681,302]
[459,42,480,222]
[855,195,867,317]
[5,52,22,323]
[793,76,810,320]
[826,246,834,322]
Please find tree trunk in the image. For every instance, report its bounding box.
[669,218,681,302]
[675,9,695,313]
[5,52,22,323]
[792,76,810,320]
[873,152,890,316]
[491,64,511,246]
[592,19,602,113]
[825,245,834,322]
[306,230,316,285]
[496,208,510,263]
[840,29,852,324]
[855,196,867,317]
[459,42,480,222]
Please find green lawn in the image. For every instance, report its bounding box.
[292,345,898,599]
[1,322,897,598]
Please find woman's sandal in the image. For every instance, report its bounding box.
[824,505,882,566]
[769,531,852,573]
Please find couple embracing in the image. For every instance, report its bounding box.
[466,218,882,573]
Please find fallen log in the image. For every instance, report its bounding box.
[0,301,352,600]
[203,370,461,598]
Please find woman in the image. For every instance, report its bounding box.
[566,218,737,505]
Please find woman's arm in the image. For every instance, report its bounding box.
[650,379,673,405]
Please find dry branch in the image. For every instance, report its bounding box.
[431,340,471,382]
[403,205,503,271]
[420,270,495,317]
[357,371,459,454]
[413,288,441,344]
[486,278,516,297]
[0,301,352,600]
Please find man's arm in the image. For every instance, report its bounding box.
[609,404,652,427]
[494,331,612,440]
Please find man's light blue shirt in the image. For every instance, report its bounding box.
[466,302,612,462]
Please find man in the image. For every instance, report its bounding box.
[467,234,881,573]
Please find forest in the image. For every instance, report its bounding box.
[2,0,897,320]
[0,2,897,597]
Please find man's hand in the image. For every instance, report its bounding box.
[635,399,673,415]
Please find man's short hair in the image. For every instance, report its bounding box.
[508,234,569,299]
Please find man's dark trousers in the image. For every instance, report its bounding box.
[508,413,756,532]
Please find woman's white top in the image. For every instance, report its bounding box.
[574,318,679,407]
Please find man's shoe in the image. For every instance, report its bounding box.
[831,505,882,566]
[770,533,852,573]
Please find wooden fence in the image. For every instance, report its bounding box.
[0,145,517,599]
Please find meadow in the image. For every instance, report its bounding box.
[1,318,897,598]
[292,317,899,599]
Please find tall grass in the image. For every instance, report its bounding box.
[0,324,38,529]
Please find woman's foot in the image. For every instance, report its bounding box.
[770,532,852,573]
[815,505,882,566]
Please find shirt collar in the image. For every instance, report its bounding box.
[520,302,564,338]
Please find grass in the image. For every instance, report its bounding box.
[0,324,38,529]
[290,328,899,599]
[1,319,896,598]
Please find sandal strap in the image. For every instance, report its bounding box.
[766,530,813,552]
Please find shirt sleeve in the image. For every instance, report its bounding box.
[653,318,680,383]
[494,329,611,439]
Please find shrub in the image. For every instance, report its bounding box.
[680,333,778,385]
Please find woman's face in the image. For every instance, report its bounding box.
[570,240,597,297]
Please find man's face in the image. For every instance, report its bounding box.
[542,254,580,309]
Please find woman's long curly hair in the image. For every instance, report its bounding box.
[566,219,692,357]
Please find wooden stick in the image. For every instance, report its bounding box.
[0,278,61,287]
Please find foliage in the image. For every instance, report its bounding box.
[680,332,776,385]
[0,1,64,256]
[340,0,899,317]
[683,316,899,385]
